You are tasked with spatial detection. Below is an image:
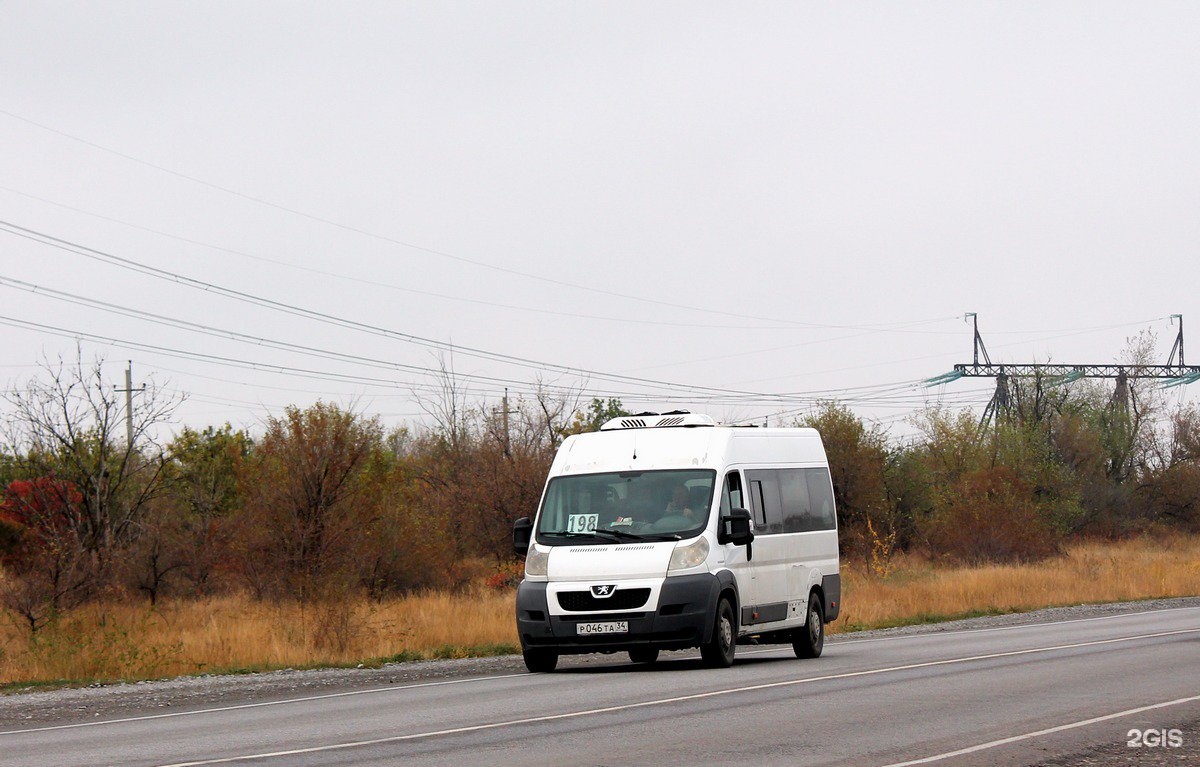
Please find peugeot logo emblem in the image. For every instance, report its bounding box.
[591,584,616,597]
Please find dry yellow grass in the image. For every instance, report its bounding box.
[0,590,521,688]
[831,534,1200,633]
[2,535,1197,688]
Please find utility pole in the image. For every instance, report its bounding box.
[502,388,510,457]
[497,388,517,458]
[114,360,146,447]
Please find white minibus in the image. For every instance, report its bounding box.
[512,412,840,672]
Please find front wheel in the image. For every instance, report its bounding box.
[629,647,659,664]
[792,592,825,659]
[700,597,737,668]
[523,647,559,672]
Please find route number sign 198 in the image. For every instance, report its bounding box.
[567,513,599,534]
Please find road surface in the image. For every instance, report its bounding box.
[3,604,1198,766]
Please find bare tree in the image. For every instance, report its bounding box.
[1116,330,1167,482]
[531,379,583,450]
[2,348,182,565]
[415,352,470,452]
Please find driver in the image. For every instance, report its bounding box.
[664,485,697,521]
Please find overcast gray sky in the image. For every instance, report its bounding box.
[1,2,1197,437]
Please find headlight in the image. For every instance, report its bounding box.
[668,537,710,572]
[525,544,549,577]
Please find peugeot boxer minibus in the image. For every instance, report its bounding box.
[512,412,840,672]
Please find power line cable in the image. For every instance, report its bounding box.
[0,314,492,395]
[1,312,943,410]
[622,316,958,374]
[0,220,794,399]
[730,317,1167,388]
[0,184,823,332]
[0,274,610,397]
[0,108,958,332]
[3,221,965,406]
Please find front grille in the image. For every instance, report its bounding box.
[557,588,651,611]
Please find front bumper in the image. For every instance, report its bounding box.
[516,573,720,654]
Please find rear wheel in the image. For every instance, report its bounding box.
[628,647,660,664]
[792,592,825,659]
[522,647,559,672]
[700,597,737,668]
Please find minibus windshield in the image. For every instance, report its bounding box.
[535,469,716,544]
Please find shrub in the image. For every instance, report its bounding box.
[922,466,1059,564]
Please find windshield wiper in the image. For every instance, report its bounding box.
[542,529,681,543]
[541,530,622,543]
[603,529,682,542]
[609,530,676,542]
[642,533,683,541]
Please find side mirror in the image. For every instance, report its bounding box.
[513,517,533,556]
[718,508,755,547]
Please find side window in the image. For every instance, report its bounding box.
[805,468,837,531]
[778,469,815,533]
[745,470,784,534]
[720,471,743,514]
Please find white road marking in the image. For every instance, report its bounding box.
[2,603,1195,737]
[877,693,1200,766]
[151,626,1200,767]
[736,603,1200,657]
[833,603,1200,645]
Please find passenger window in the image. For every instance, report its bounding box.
[805,468,837,530]
[778,469,815,533]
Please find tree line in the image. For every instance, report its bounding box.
[0,353,629,632]
[2,351,1197,634]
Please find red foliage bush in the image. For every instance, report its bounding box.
[484,560,525,591]
[1,477,85,566]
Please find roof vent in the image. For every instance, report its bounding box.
[599,413,716,431]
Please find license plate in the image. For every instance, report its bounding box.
[576,621,628,635]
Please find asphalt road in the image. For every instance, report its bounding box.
[3,605,1199,767]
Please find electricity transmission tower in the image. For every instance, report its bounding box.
[925,314,1200,433]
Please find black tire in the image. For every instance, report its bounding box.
[700,597,737,668]
[792,591,825,659]
[628,647,660,664]
[522,647,559,672]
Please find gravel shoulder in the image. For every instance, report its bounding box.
[1032,710,1200,767]
[2,595,1198,729]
